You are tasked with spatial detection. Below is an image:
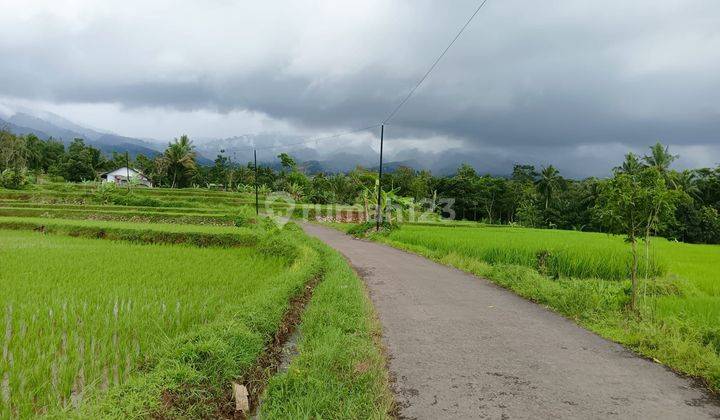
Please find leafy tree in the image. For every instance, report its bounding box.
[64,139,106,182]
[516,184,541,227]
[209,154,232,188]
[475,175,505,223]
[277,153,296,171]
[512,164,538,184]
[308,173,335,204]
[0,129,27,170]
[596,163,677,310]
[328,173,358,204]
[134,153,157,182]
[43,139,65,173]
[24,134,45,171]
[0,168,28,189]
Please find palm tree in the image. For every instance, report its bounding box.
[673,170,701,202]
[643,142,678,182]
[536,165,561,210]
[643,142,677,171]
[615,153,643,175]
[158,135,197,188]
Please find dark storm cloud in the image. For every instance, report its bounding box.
[1,0,719,175]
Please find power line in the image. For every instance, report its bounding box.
[249,123,380,154]
[383,0,490,124]
[242,2,489,157]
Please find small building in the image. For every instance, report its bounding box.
[100,167,152,187]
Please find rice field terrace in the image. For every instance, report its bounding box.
[372,223,720,392]
[0,183,361,213]
[0,185,391,418]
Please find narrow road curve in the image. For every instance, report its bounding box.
[303,224,720,419]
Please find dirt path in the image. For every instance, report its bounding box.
[303,224,720,419]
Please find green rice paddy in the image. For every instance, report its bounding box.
[0,184,391,418]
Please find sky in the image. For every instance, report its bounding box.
[1,0,719,177]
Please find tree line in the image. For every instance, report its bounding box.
[2,128,719,244]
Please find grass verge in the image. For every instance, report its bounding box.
[260,240,395,419]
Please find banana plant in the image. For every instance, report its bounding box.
[358,186,372,222]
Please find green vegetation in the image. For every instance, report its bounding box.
[0,206,236,225]
[0,216,261,248]
[260,243,394,419]
[386,225,666,280]
[0,229,297,417]
[0,183,392,417]
[3,123,720,411]
[79,229,320,418]
[4,128,720,245]
[372,223,720,392]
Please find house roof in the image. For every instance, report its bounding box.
[101,167,149,179]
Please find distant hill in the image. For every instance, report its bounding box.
[7,112,87,142]
[91,133,163,158]
[0,106,489,175]
[0,118,50,139]
[0,110,162,159]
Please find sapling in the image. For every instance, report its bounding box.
[596,156,676,311]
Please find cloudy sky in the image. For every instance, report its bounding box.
[1,0,719,176]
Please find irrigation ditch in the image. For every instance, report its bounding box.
[220,267,324,418]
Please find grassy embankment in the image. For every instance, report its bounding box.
[260,243,394,418]
[357,223,720,393]
[0,184,391,418]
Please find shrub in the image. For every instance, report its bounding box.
[0,168,29,189]
[258,233,301,262]
[347,221,398,238]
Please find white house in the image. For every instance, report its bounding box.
[100,167,152,187]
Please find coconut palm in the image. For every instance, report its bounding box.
[643,142,678,182]
[615,153,644,175]
[536,165,561,210]
[157,135,197,188]
[673,170,701,202]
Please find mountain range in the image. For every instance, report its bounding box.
[0,108,164,159]
[0,105,470,175]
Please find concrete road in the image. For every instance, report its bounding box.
[303,223,720,419]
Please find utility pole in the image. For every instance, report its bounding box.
[376,124,384,231]
[125,151,131,191]
[232,151,237,191]
[254,149,259,215]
